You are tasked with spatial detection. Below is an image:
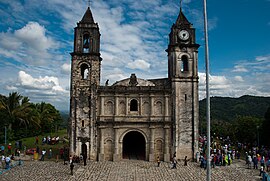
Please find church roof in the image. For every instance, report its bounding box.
[112,74,155,87]
[80,7,94,23]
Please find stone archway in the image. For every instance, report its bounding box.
[122,131,146,160]
[82,143,87,157]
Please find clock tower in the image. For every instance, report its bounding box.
[166,9,200,159]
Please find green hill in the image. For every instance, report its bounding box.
[199,95,270,122]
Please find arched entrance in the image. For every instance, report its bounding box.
[81,143,87,157]
[122,131,146,160]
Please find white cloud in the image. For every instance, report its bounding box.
[61,63,71,74]
[5,85,18,91]
[0,21,58,65]
[126,59,150,71]
[15,22,56,51]
[18,71,67,93]
[232,65,248,72]
[234,76,244,82]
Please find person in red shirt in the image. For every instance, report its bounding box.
[7,143,11,155]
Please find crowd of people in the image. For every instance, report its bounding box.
[36,135,60,145]
[0,143,22,170]
[198,135,270,178]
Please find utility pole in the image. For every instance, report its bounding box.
[203,0,211,180]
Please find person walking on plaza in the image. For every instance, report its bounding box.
[7,143,11,155]
[5,155,11,169]
[172,155,177,169]
[48,148,52,159]
[70,162,74,175]
[157,156,160,167]
[40,149,46,161]
[184,156,188,166]
[260,156,265,169]
[247,155,252,169]
[1,155,5,169]
[253,155,258,169]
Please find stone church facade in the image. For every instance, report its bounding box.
[69,6,199,162]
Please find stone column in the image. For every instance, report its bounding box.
[113,127,119,161]
[125,96,128,115]
[98,127,104,161]
[164,126,170,162]
[149,126,155,161]
[150,94,154,116]
[139,94,143,115]
[115,96,119,116]
[100,96,104,115]
[165,95,169,117]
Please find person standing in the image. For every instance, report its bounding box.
[7,143,11,155]
[172,156,177,169]
[253,155,258,169]
[48,148,52,159]
[40,149,46,161]
[157,156,160,167]
[5,155,11,169]
[260,156,265,169]
[1,155,5,169]
[184,156,188,166]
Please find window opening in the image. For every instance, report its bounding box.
[81,63,89,80]
[180,55,188,72]
[130,99,138,111]
[83,34,90,53]
[82,120,84,127]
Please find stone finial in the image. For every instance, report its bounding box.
[129,74,138,86]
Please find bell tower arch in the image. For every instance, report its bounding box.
[166,8,200,160]
[70,6,102,160]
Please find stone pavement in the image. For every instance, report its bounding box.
[0,159,264,181]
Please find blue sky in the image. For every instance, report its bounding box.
[0,0,269,111]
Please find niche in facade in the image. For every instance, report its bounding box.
[130,99,138,111]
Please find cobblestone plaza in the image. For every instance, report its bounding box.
[1,159,262,181]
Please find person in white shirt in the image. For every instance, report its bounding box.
[1,155,5,169]
[40,149,46,161]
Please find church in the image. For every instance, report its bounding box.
[69,5,199,162]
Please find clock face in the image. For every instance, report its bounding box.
[178,30,189,40]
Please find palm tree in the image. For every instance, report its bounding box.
[0,92,40,131]
[35,102,62,133]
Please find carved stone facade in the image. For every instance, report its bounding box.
[69,7,199,162]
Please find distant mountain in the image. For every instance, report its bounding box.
[199,95,270,122]
[60,110,69,128]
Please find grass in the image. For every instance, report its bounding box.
[3,129,69,160]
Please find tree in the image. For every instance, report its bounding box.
[35,102,62,133]
[0,92,41,139]
[261,106,270,146]
[233,116,263,145]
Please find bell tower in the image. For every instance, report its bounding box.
[69,6,102,160]
[166,8,199,159]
